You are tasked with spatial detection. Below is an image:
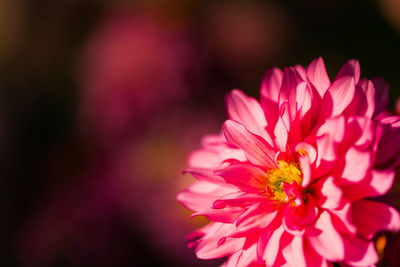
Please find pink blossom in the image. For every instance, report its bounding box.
[178,58,400,266]
[77,13,192,145]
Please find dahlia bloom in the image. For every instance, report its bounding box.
[178,58,400,266]
[78,13,191,144]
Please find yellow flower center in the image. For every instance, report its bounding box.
[266,160,303,202]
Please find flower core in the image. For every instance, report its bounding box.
[266,161,302,202]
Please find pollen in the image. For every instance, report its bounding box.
[266,160,303,202]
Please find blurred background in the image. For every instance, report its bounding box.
[1,0,400,266]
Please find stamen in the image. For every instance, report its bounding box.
[266,160,303,202]
[297,148,308,157]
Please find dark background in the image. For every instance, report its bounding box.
[1,0,400,266]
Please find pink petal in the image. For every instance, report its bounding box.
[235,239,263,267]
[283,204,305,236]
[329,202,357,235]
[260,67,282,104]
[223,120,276,168]
[295,64,307,80]
[335,59,360,84]
[201,133,226,148]
[311,116,346,174]
[215,163,267,193]
[279,67,303,120]
[295,82,309,111]
[306,211,345,261]
[282,181,303,204]
[195,223,245,259]
[213,192,267,209]
[319,76,356,121]
[360,79,375,118]
[191,206,244,223]
[314,135,337,177]
[375,119,400,166]
[315,116,346,143]
[274,115,288,152]
[295,142,317,164]
[311,176,343,210]
[187,229,205,249]
[188,147,246,172]
[342,235,378,266]
[371,77,389,117]
[352,200,400,239]
[341,116,375,151]
[343,169,395,201]
[299,155,312,187]
[380,114,400,128]
[201,132,244,148]
[293,195,319,226]
[282,236,306,267]
[280,100,293,133]
[258,225,290,266]
[339,147,372,185]
[296,82,313,134]
[285,104,304,146]
[234,201,279,236]
[221,251,241,267]
[313,117,347,176]
[226,90,273,145]
[177,181,236,212]
[187,149,223,169]
[183,167,227,185]
[260,68,282,131]
[220,151,248,166]
[304,239,330,267]
[343,80,372,118]
[306,57,331,98]
[271,253,287,267]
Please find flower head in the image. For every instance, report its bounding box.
[78,13,191,144]
[178,58,400,266]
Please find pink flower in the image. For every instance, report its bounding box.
[178,58,400,266]
[77,13,192,144]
